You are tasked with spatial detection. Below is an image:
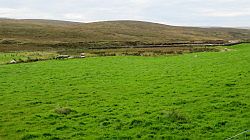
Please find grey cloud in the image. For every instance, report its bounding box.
[0,0,249,27]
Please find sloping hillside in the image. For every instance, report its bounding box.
[0,19,250,47]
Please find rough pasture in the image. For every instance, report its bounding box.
[0,44,250,139]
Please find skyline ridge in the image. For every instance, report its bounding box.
[1,17,250,29]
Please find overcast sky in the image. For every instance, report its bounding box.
[0,0,249,27]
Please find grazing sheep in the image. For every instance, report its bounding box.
[80,53,85,58]
[10,59,17,64]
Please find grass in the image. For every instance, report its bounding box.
[83,46,219,57]
[1,19,250,48]
[0,51,58,64]
[0,46,219,64]
[0,44,250,139]
[1,19,249,54]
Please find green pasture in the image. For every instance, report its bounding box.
[0,44,249,139]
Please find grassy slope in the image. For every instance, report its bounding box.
[0,19,250,44]
[0,44,250,139]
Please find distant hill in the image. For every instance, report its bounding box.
[0,19,250,48]
[237,27,250,30]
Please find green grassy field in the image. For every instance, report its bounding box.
[0,44,250,139]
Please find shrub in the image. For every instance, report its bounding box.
[54,107,74,115]
[166,109,189,123]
